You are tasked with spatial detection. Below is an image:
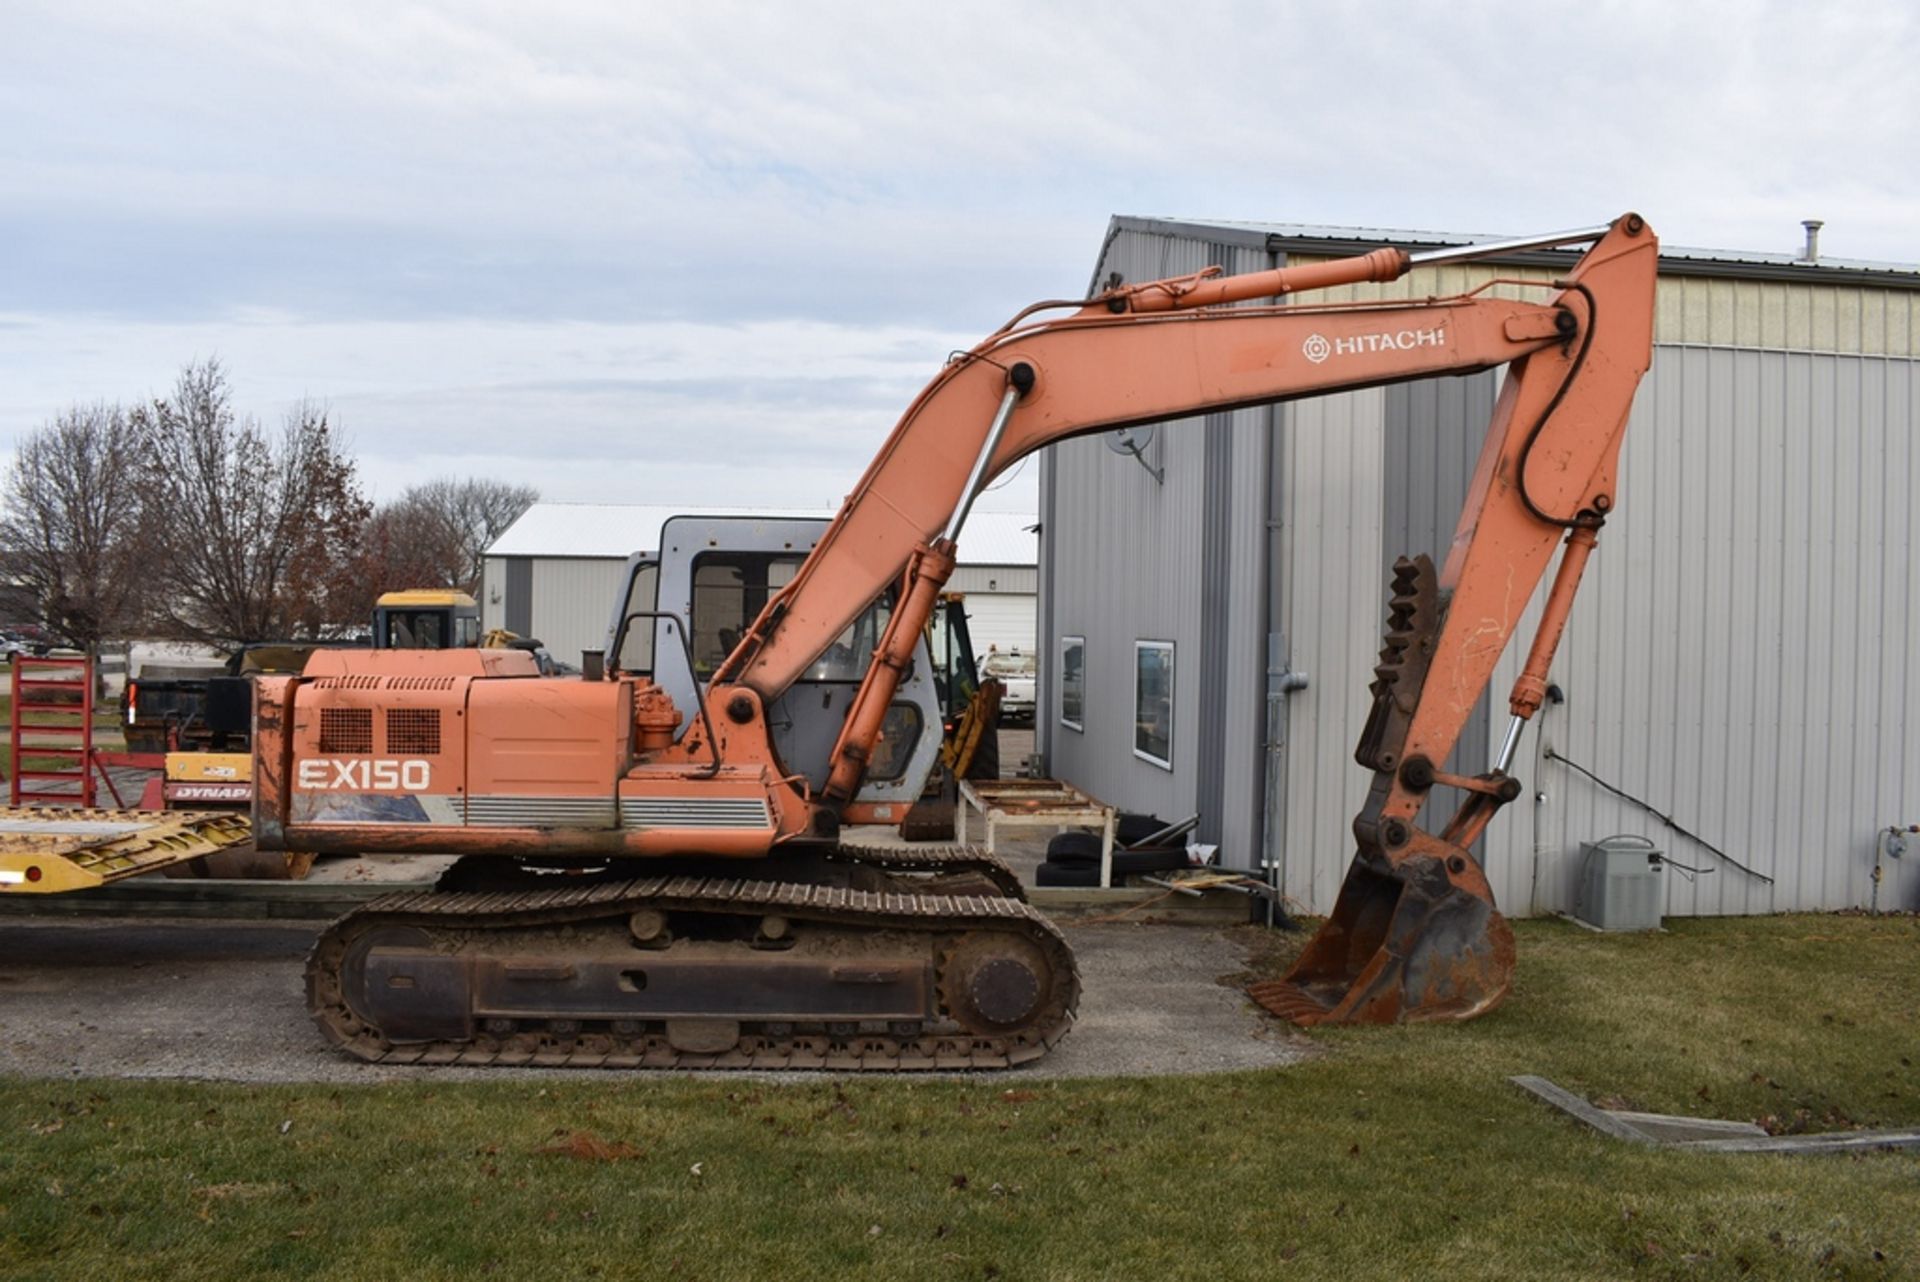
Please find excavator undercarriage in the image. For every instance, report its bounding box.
[307,845,1076,1069]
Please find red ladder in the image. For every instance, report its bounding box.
[9,655,98,806]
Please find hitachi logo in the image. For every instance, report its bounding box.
[1302,327,1447,363]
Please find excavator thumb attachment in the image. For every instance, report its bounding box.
[1249,843,1514,1025]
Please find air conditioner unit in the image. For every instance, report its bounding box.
[1573,836,1664,931]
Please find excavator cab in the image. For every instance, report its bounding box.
[372,590,482,650]
[600,515,949,817]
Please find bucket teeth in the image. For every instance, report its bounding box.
[1355,555,1442,771]
[1247,979,1334,1026]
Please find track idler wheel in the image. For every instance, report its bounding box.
[1250,836,1514,1026]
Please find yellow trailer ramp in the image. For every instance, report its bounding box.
[0,808,254,894]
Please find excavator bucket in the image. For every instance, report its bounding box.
[1250,555,1515,1026]
[1249,847,1514,1025]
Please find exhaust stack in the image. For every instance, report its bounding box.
[1800,219,1824,264]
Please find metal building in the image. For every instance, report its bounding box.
[1038,217,1920,917]
[482,503,1039,670]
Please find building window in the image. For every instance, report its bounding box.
[1133,640,1173,769]
[1059,636,1085,732]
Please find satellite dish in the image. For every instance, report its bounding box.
[1105,424,1164,484]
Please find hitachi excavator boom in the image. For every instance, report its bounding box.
[260,213,1658,1066]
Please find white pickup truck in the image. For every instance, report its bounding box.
[979,648,1036,724]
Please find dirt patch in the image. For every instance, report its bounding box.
[1213,921,1313,989]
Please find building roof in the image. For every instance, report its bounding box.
[1108,216,1920,290]
[487,503,1038,567]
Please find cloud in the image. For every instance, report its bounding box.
[0,310,1042,508]
[0,0,1913,516]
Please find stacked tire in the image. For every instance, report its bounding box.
[1033,815,1189,887]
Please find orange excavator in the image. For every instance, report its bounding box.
[253,213,1658,1067]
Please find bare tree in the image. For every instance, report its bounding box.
[0,403,151,655]
[408,475,537,591]
[365,477,537,595]
[133,360,371,644]
[351,496,464,614]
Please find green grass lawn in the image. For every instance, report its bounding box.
[2,914,1915,1280]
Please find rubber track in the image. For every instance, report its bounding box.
[308,855,1075,1072]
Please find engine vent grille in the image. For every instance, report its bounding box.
[318,708,374,754]
[312,676,383,690]
[466,796,618,828]
[385,708,442,755]
[385,676,459,691]
[620,797,773,830]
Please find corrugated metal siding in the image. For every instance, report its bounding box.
[1044,229,1217,824]
[1261,259,1920,913]
[1659,277,1920,355]
[526,557,627,668]
[1042,232,1275,861]
[1275,387,1386,910]
[1292,258,1920,357]
[948,566,1036,595]
[1482,347,1920,916]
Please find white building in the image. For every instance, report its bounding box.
[482,503,1037,670]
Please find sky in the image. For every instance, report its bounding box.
[3,1,1915,515]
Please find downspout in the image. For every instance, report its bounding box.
[1258,234,1290,923]
[1036,449,1055,777]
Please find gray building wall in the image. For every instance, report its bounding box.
[481,554,627,668]
[1042,217,1920,915]
[1486,346,1920,917]
[1040,231,1273,856]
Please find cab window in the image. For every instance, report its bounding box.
[384,609,446,649]
[689,551,890,682]
[690,553,799,677]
